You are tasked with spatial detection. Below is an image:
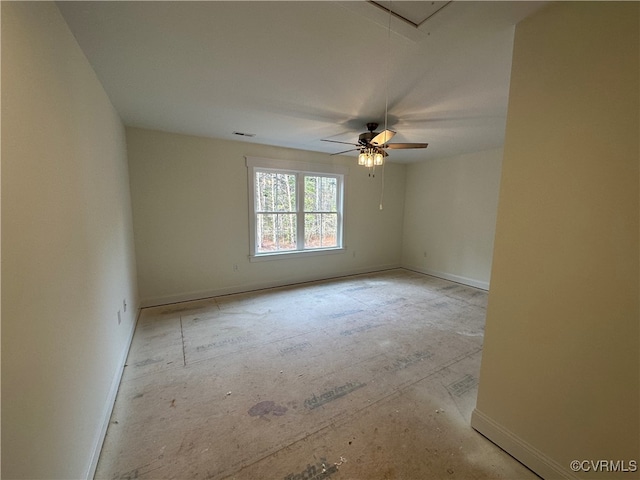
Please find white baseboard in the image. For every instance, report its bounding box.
[86,307,140,479]
[139,263,402,308]
[471,408,577,480]
[402,264,490,291]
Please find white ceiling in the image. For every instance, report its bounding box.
[57,1,546,163]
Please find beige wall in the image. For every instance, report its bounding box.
[126,127,406,306]
[473,3,639,479]
[401,148,503,289]
[1,3,139,478]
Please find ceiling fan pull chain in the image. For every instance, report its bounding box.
[379,1,390,209]
[379,162,385,210]
[384,0,392,138]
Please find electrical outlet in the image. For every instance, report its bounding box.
[117,310,122,325]
[233,264,239,272]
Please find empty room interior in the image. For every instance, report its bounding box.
[2,1,638,479]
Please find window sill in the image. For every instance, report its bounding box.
[249,247,346,262]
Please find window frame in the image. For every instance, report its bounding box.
[246,156,348,261]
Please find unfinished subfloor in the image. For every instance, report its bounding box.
[97,269,538,480]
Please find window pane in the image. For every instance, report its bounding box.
[304,213,319,248]
[257,213,297,252]
[321,213,337,246]
[304,176,337,212]
[322,177,337,211]
[304,213,337,249]
[256,172,296,212]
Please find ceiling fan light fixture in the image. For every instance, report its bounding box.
[357,147,384,168]
[365,153,375,168]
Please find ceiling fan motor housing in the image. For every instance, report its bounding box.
[358,123,379,145]
[358,131,377,145]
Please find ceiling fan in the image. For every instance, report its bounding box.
[321,122,428,167]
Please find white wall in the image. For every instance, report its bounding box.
[401,148,503,289]
[1,3,139,478]
[126,127,406,306]
[473,3,639,479]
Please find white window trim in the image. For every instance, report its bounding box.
[246,156,348,261]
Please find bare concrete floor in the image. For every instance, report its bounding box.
[97,269,538,480]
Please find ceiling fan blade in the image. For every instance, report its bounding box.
[321,139,359,146]
[385,143,429,149]
[371,129,396,146]
[330,148,359,156]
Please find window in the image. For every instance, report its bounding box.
[246,157,347,259]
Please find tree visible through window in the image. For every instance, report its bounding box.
[247,157,345,258]
[255,172,297,252]
[304,176,338,249]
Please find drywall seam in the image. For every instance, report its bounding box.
[139,263,401,308]
[471,408,577,480]
[86,306,141,479]
[402,264,489,291]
